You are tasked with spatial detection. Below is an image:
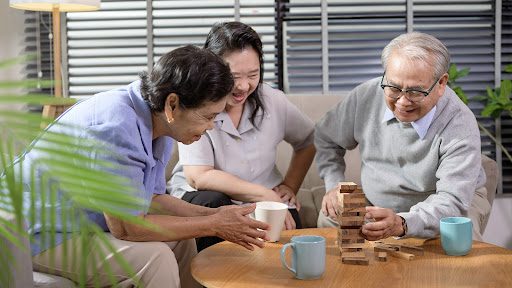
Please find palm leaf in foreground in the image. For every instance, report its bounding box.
[0,59,161,287]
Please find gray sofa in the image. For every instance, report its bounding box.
[3,94,498,287]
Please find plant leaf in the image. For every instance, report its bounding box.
[504,64,512,73]
[481,103,500,117]
[500,79,512,101]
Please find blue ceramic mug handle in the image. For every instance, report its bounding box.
[280,243,296,275]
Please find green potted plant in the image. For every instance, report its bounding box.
[0,56,150,287]
[448,63,512,163]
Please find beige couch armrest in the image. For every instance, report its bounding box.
[296,186,323,228]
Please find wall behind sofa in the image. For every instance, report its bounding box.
[0,1,26,111]
[0,2,25,80]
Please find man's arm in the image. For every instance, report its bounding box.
[362,133,483,240]
[315,93,358,218]
[400,134,483,238]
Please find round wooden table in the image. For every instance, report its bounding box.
[191,228,512,288]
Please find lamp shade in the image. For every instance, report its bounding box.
[10,0,100,12]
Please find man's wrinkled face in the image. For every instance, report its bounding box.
[383,53,448,123]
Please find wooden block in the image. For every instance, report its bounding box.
[339,211,361,217]
[389,250,415,260]
[374,245,398,253]
[342,257,369,265]
[339,195,366,204]
[337,228,363,237]
[338,193,366,207]
[339,225,364,229]
[342,192,366,198]
[336,213,365,226]
[399,244,424,256]
[340,248,362,253]
[341,207,367,213]
[341,239,365,245]
[338,192,365,203]
[338,202,367,209]
[340,209,364,215]
[340,243,365,249]
[341,210,359,216]
[340,228,361,235]
[338,220,365,226]
[338,182,357,191]
[375,245,414,260]
[375,252,387,262]
[338,234,363,241]
[338,215,365,222]
[341,251,366,258]
[340,237,365,244]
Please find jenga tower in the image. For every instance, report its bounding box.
[336,182,369,265]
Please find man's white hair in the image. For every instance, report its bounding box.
[381,32,450,80]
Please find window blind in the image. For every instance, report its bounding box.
[501,0,512,191]
[152,0,277,84]
[66,0,148,99]
[22,11,53,111]
[281,0,406,93]
[64,0,276,100]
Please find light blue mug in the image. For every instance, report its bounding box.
[440,217,473,256]
[280,235,326,280]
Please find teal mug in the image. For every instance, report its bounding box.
[440,217,473,256]
[280,235,325,280]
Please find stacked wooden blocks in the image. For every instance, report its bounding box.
[336,182,369,265]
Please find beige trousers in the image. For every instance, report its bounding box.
[32,233,201,288]
[317,186,491,241]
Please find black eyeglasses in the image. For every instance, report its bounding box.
[380,72,440,103]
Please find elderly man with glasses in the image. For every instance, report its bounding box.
[315,32,490,241]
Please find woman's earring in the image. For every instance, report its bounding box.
[165,110,174,124]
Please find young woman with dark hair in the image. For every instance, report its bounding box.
[170,23,316,251]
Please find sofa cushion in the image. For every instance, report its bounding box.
[297,185,325,228]
[33,272,76,288]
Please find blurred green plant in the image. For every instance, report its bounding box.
[448,63,512,163]
[477,64,512,118]
[0,55,156,287]
[448,63,470,105]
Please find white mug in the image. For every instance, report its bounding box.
[254,201,288,242]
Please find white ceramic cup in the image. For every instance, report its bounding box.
[254,201,288,242]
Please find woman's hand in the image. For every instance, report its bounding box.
[273,184,301,211]
[283,210,296,230]
[211,204,270,250]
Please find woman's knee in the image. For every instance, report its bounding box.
[131,242,180,288]
[139,242,177,266]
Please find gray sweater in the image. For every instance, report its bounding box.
[315,77,486,238]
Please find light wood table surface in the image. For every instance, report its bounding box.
[191,228,512,288]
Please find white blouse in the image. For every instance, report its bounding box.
[168,83,314,199]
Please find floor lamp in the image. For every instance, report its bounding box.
[9,0,100,119]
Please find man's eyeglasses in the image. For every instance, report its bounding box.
[380,72,440,103]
